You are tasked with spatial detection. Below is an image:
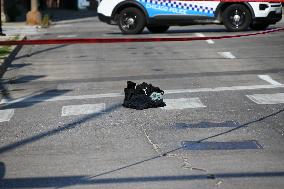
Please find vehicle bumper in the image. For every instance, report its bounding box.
[253,11,282,24]
[98,13,112,24]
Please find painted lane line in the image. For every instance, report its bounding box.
[0,109,14,122]
[54,24,72,28]
[258,75,282,86]
[195,33,215,44]
[218,52,236,59]
[57,35,78,38]
[61,103,105,117]
[246,93,284,104]
[1,84,284,105]
[164,84,284,95]
[161,98,206,110]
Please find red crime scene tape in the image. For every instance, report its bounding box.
[0,27,284,46]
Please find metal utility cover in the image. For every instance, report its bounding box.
[182,140,263,150]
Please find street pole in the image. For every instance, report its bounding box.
[26,0,42,25]
[0,0,6,36]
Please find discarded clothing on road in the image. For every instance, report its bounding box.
[123,81,166,110]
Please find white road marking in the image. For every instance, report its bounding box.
[164,84,284,94]
[218,52,236,59]
[0,109,14,122]
[1,84,284,105]
[53,24,72,28]
[246,93,284,104]
[258,75,282,86]
[0,93,123,105]
[195,33,215,44]
[161,98,206,110]
[57,35,78,38]
[61,103,105,117]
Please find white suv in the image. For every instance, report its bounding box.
[97,0,282,34]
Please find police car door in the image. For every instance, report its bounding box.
[136,0,219,22]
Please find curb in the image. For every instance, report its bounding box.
[0,36,26,78]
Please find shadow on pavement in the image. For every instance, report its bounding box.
[32,68,284,84]
[7,75,46,84]
[0,102,122,154]
[108,28,227,35]
[44,9,98,23]
[1,171,284,188]
[6,63,32,72]
[0,104,284,185]
[14,44,69,61]
[0,162,5,180]
[0,89,71,110]
[0,80,11,100]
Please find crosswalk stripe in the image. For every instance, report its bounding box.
[61,103,105,117]
[258,75,282,86]
[2,84,284,106]
[0,109,14,122]
[161,98,206,110]
[246,93,284,104]
[218,52,236,59]
[195,33,215,44]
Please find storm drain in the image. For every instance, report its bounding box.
[182,140,263,150]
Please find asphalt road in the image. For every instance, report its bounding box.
[0,13,284,189]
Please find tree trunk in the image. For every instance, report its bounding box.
[26,0,42,25]
[1,0,8,22]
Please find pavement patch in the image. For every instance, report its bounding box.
[175,121,240,129]
[246,93,284,104]
[61,103,105,117]
[182,140,263,150]
[161,98,206,110]
[0,109,14,122]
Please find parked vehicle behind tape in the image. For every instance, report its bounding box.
[97,0,282,34]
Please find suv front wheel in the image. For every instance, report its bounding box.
[118,7,146,34]
[222,4,252,32]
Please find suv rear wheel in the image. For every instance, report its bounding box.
[118,7,146,34]
[222,4,252,32]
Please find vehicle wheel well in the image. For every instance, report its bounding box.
[217,3,254,23]
[112,3,147,23]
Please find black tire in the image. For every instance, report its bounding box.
[147,25,170,33]
[250,23,269,30]
[222,4,252,32]
[118,7,146,34]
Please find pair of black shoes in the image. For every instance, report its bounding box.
[123,81,166,110]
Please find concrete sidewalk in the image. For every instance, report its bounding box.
[2,22,40,36]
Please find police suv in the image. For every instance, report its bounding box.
[97,0,282,34]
